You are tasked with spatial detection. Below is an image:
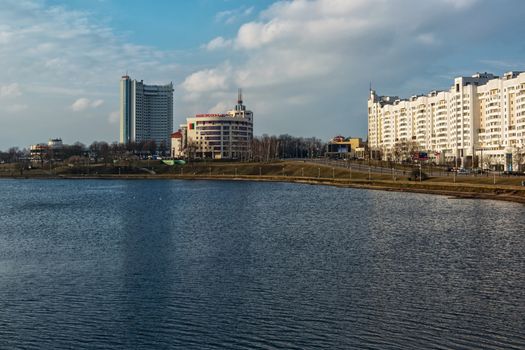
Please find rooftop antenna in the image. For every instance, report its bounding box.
[238,88,243,104]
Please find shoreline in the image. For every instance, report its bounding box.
[2,173,525,204]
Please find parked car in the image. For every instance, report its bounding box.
[457,168,470,175]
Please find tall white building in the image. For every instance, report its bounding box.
[120,75,174,147]
[183,90,253,159]
[368,72,525,170]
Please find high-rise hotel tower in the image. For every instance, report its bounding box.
[120,75,174,147]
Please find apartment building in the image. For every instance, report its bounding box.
[368,72,525,170]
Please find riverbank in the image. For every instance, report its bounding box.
[2,161,525,204]
[3,173,525,204]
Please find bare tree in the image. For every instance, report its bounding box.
[512,146,525,172]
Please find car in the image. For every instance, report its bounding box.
[457,168,470,175]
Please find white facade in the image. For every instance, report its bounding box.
[48,138,63,149]
[170,131,184,158]
[184,92,253,159]
[368,72,525,169]
[120,75,174,147]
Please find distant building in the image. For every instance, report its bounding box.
[183,90,253,159]
[326,136,364,158]
[29,144,48,159]
[170,130,184,158]
[368,71,525,170]
[120,75,174,148]
[48,138,63,149]
[29,138,64,160]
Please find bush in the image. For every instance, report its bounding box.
[408,168,428,181]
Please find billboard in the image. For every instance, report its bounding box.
[412,152,428,161]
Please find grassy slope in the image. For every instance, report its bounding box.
[2,160,525,203]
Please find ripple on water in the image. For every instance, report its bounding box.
[0,179,524,349]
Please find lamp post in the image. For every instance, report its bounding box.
[474,146,484,173]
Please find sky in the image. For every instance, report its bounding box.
[1,0,525,150]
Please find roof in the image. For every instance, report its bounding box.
[171,131,182,138]
[195,113,229,118]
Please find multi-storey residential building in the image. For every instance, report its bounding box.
[368,72,525,170]
[183,91,253,159]
[120,75,174,147]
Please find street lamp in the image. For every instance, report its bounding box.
[474,146,484,173]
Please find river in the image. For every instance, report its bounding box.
[0,179,524,349]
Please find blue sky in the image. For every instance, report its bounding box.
[1,0,525,150]
[46,0,273,49]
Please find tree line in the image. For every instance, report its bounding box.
[247,134,325,162]
[0,140,169,164]
[0,135,326,164]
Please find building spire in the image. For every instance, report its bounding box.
[238,88,243,104]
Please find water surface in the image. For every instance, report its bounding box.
[0,179,524,349]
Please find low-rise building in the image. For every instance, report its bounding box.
[326,136,365,159]
[170,131,184,158]
[29,144,48,160]
[29,138,64,160]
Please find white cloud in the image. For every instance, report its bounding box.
[0,0,522,150]
[108,110,119,124]
[91,99,104,108]
[443,0,478,9]
[0,30,12,44]
[180,0,503,139]
[215,6,254,25]
[0,83,22,98]
[71,98,104,112]
[181,64,232,94]
[71,98,91,111]
[208,101,229,114]
[416,33,439,46]
[5,104,28,112]
[204,36,233,51]
[0,0,182,148]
